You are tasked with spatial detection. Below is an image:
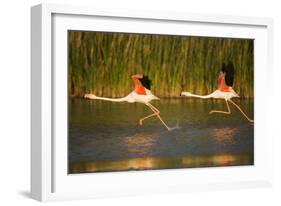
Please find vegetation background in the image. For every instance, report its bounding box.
[68,31,254,98]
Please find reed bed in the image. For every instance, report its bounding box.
[68,31,254,98]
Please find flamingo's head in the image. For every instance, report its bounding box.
[84,94,97,99]
[180,92,192,97]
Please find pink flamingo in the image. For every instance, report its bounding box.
[181,63,254,123]
[84,74,172,130]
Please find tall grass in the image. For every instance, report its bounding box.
[68,31,254,98]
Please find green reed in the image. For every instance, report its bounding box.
[68,31,254,98]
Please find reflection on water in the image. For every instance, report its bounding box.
[69,98,254,174]
[124,133,159,155]
[212,127,238,144]
[70,154,252,173]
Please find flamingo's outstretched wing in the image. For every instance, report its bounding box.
[225,62,234,87]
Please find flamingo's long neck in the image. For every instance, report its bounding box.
[181,92,213,99]
[93,96,127,102]
[85,94,128,102]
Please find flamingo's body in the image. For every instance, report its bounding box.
[181,63,254,123]
[84,75,172,130]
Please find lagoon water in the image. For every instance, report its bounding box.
[68,98,254,173]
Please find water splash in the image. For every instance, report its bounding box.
[168,120,181,131]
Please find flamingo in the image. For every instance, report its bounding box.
[84,74,173,130]
[181,62,254,123]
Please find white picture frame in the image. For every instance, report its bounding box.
[31,3,274,202]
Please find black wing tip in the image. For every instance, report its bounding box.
[139,75,151,90]
[223,61,234,87]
